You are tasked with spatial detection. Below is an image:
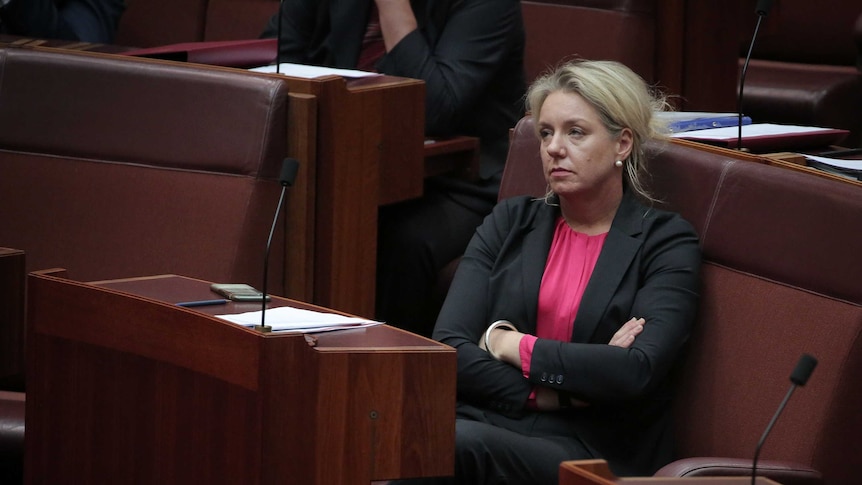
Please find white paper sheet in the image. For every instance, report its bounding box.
[217,306,382,333]
[249,63,381,79]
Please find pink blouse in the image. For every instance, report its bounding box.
[520,216,607,406]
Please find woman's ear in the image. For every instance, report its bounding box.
[616,128,634,161]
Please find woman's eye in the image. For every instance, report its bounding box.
[539,129,552,139]
[569,128,583,137]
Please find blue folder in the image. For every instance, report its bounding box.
[668,115,752,133]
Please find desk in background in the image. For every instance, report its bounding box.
[267,72,425,318]
[670,138,862,189]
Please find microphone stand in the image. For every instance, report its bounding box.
[255,158,300,333]
[750,353,817,485]
[275,0,284,74]
[737,2,772,151]
[255,184,288,333]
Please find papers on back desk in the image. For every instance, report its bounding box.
[217,306,382,333]
[250,63,381,79]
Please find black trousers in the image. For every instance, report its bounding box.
[393,403,595,485]
[375,176,498,336]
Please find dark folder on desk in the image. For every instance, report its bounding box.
[673,123,849,152]
[122,39,277,68]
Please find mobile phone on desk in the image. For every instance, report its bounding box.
[210,283,270,302]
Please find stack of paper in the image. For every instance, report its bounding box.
[217,306,382,333]
[249,63,381,79]
[804,154,862,181]
[669,123,849,151]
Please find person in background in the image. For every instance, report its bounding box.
[262,0,526,336]
[407,60,701,484]
[0,0,125,44]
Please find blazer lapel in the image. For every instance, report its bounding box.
[520,202,557,332]
[572,193,644,343]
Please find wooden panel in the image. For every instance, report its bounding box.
[284,92,318,302]
[25,273,455,484]
[277,74,425,318]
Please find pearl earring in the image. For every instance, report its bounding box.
[614,160,623,168]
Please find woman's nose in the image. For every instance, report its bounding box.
[545,134,565,158]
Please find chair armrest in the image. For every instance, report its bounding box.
[655,457,823,485]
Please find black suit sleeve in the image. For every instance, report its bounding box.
[2,0,125,43]
[433,197,537,415]
[376,0,523,136]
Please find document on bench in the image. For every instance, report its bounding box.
[249,63,381,79]
[670,123,850,150]
[216,306,382,333]
[803,154,862,180]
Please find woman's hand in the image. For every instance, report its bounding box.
[482,326,523,366]
[608,317,645,348]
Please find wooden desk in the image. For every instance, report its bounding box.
[260,72,426,318]
[25,271,455,484]
[560,460,780,485]
[671,138,862,189]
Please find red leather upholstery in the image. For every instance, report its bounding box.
[521,0,656,83]
[0,46,300,296]
[115,0,209,47]
[115,0,278,47]
[204,0,280,41]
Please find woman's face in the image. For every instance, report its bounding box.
[537,90,632,200]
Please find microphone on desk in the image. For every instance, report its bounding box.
[750,353,817,485]
[737,0,774,151]
[256,157,300,333]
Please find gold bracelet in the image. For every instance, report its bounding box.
[484,320,517,360]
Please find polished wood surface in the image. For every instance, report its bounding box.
[0,248,25,388]
[559,460,780,485]
[671,138,862,188]
[424,135,481,180]
[25,272,455,484]
[257,72,425,318]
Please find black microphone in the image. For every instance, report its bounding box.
[750,353,817,485]
[737,0,774,151]
[275,0,284,74]
[255,157,300,332]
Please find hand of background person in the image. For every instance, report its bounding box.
[374,0,418,51]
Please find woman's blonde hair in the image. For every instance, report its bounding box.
[526,59,670,201]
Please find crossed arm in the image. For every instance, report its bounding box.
[480,317,647,410]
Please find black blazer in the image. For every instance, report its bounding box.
[0,0,125,43]
[433,192,702,475]
[262,0,526,180]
